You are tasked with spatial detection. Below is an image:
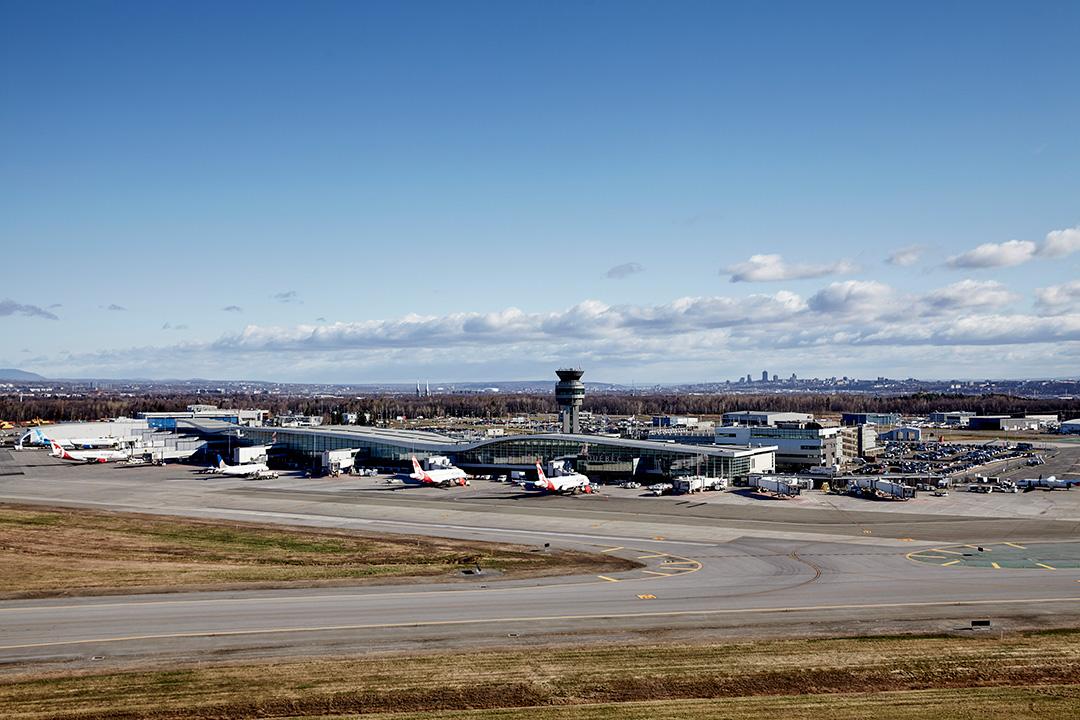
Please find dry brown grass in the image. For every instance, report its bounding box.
[3,630,1080,719]
[0,504,636,599]
[336,686,1080,720]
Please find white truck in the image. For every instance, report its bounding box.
[673,476,727,494]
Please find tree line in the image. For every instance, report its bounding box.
[1,391,1077,425]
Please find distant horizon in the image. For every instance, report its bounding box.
[4,368,1078,388]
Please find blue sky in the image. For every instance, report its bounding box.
[2,1,1079,382]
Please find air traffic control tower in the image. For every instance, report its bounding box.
[555,368,585,434]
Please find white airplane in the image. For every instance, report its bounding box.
[1016,476,1072,491]
[33,428,121,449]
[47,438,130,464]
[524,461,592,494]
[203,454,275,478]
[405,456,470,487]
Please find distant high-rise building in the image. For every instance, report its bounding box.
[772,374,779,382]
[761,370,769,383]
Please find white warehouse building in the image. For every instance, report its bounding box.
[714,424,842,471]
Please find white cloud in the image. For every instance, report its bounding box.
[945,225,1080,269]
[807,280,894,314]
[29,283,1080,382]
[885,245,924,267]
[724,254,857,282]
[946,240,1037,269]
[1038,225,1080,258]
[1035,280,1080,313]
[606,262,644,279]
[921,279,1017,313]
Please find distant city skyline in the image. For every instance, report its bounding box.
[2,2,1078,382]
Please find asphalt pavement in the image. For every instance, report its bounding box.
[1,450,1078,670]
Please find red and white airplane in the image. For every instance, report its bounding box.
[406,456,470,487]
[47,438,130,464]
[525,461,592,494]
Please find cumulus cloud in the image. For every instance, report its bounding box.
[1039,226,1080,258]
[885,245,924,267]
[222,305,243,313]
[28,281,1080,381]
[921,279,1017,313]
[606,262,644,279]
[0,299,59,320]
[1035,280,1080,313]
[161,322,189,331]
[946,240,1036,269]
[724,254,857,282]
[807,281,893,314]
[272,291,301,304]
[946,226,1080,269]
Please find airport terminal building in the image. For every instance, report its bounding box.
[239,425,775,481]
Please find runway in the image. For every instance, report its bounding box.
[1,453,1079,669]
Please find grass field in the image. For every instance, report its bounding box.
[4,630,1080,719]
[0,504,636,598]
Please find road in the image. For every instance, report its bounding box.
[1,450,1079,670]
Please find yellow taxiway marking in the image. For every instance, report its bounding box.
[912,554,948,560]
[942,560,961,566]
[637,594,656,600]
[1005,542,1027,550]
[932,548,964,555]
[4,597,1080,652]
[597,575,620,583]
[600,546,624,553]
[991,562,1001,569]
[662,560,699,565]
[1037,563,1056,571]
[653,536,666,541]
[899,538,914,542]
[637,553,667,559]
[642,570,674,577]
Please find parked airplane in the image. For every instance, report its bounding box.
[523,461,592,494]
[203,454,276,478]
[33,428,121,449]
[1016,475,1072,491]
[405,456,470,487]
[47,438,130,464]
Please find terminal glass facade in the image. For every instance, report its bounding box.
[242,427,761,479]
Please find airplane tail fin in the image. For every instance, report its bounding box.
[535,461,547,485]
[216,454,226,468]
[411,456,423,475]
[47,439,63,457]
